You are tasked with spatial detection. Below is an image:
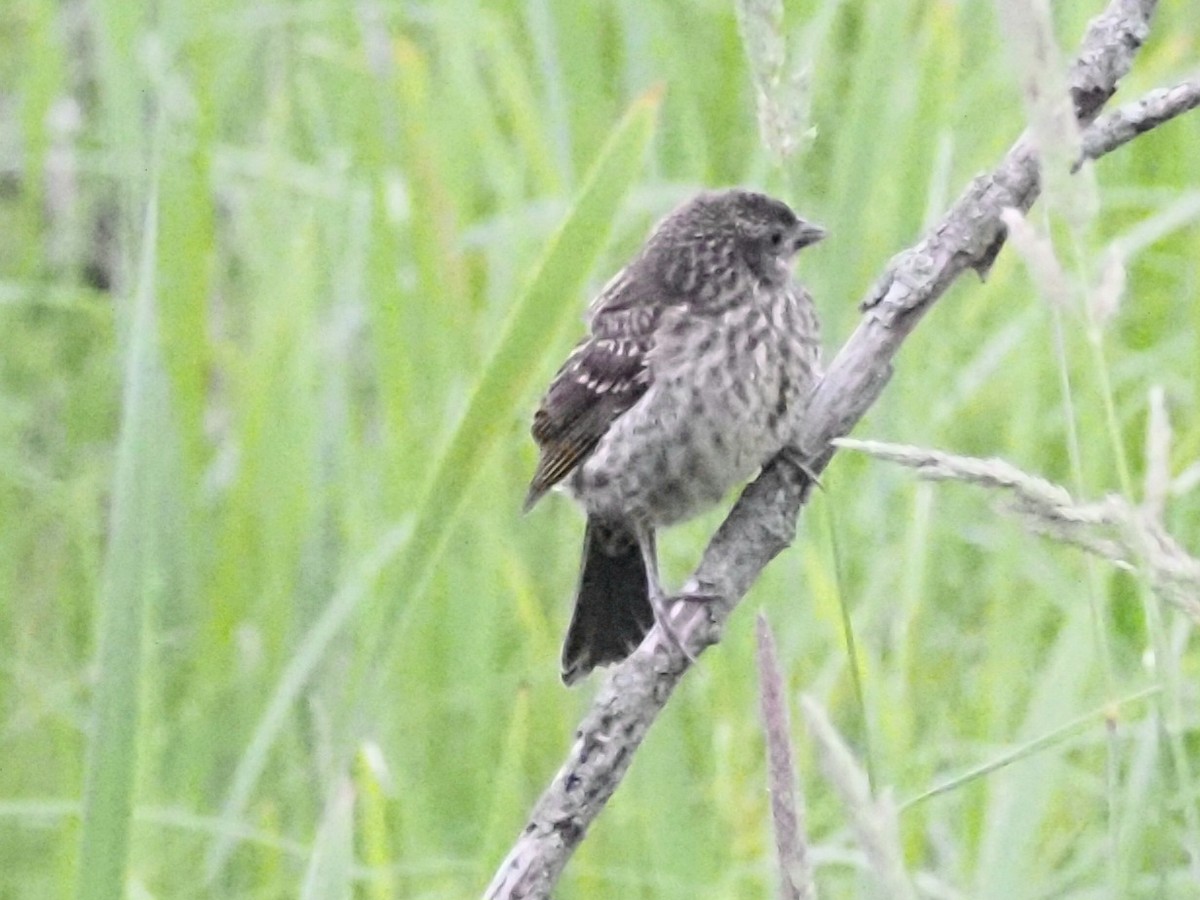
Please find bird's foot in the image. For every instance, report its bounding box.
[649,589,723,665]
[779,445,824,489]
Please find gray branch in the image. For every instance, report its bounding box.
[1077,75,1200,168]
[483,1,1186,896]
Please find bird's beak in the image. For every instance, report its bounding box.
[792,221,828,250]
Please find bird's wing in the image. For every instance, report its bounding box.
[524,266,665,511]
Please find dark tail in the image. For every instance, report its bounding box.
[561,517,653,685]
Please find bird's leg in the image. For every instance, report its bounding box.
[632,522,690,660]
[633,522,715,663]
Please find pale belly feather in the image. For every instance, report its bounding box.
[573,284,818,526]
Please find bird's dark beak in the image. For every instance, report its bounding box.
[792,221,827,250]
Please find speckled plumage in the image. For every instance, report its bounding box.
[525,189,825,684]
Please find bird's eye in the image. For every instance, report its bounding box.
[769,231,784,247]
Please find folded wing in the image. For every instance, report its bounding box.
[524,268,666,510]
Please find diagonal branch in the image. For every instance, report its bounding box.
[483,1,1193,896]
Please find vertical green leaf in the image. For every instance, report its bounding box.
[299,780,356,900]
[354,744,397,900]
[206,86,661,879]
[385,84,662,634]
[75,189,173,900]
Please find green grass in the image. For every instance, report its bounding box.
[1,0,1198,897]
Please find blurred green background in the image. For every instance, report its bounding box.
[1,0,1198,896]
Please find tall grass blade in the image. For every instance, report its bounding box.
[299,779,356,900]
[74,188,171,900]
[206,87,660,879]
[372,84,662,649]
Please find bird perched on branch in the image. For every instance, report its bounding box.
[525,188,825,684]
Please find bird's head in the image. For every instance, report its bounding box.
[647,188,826,297]
[722,189,826,285]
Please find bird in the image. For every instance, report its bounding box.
[524,188,825,685]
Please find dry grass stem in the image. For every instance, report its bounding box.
[800,697,915,900]
[756,615,816,900]
[835,438,1200,622]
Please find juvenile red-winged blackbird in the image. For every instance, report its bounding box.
[525,188,825,684]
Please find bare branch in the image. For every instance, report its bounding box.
[483,1,1189,896]
[1076,76,1200,169]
